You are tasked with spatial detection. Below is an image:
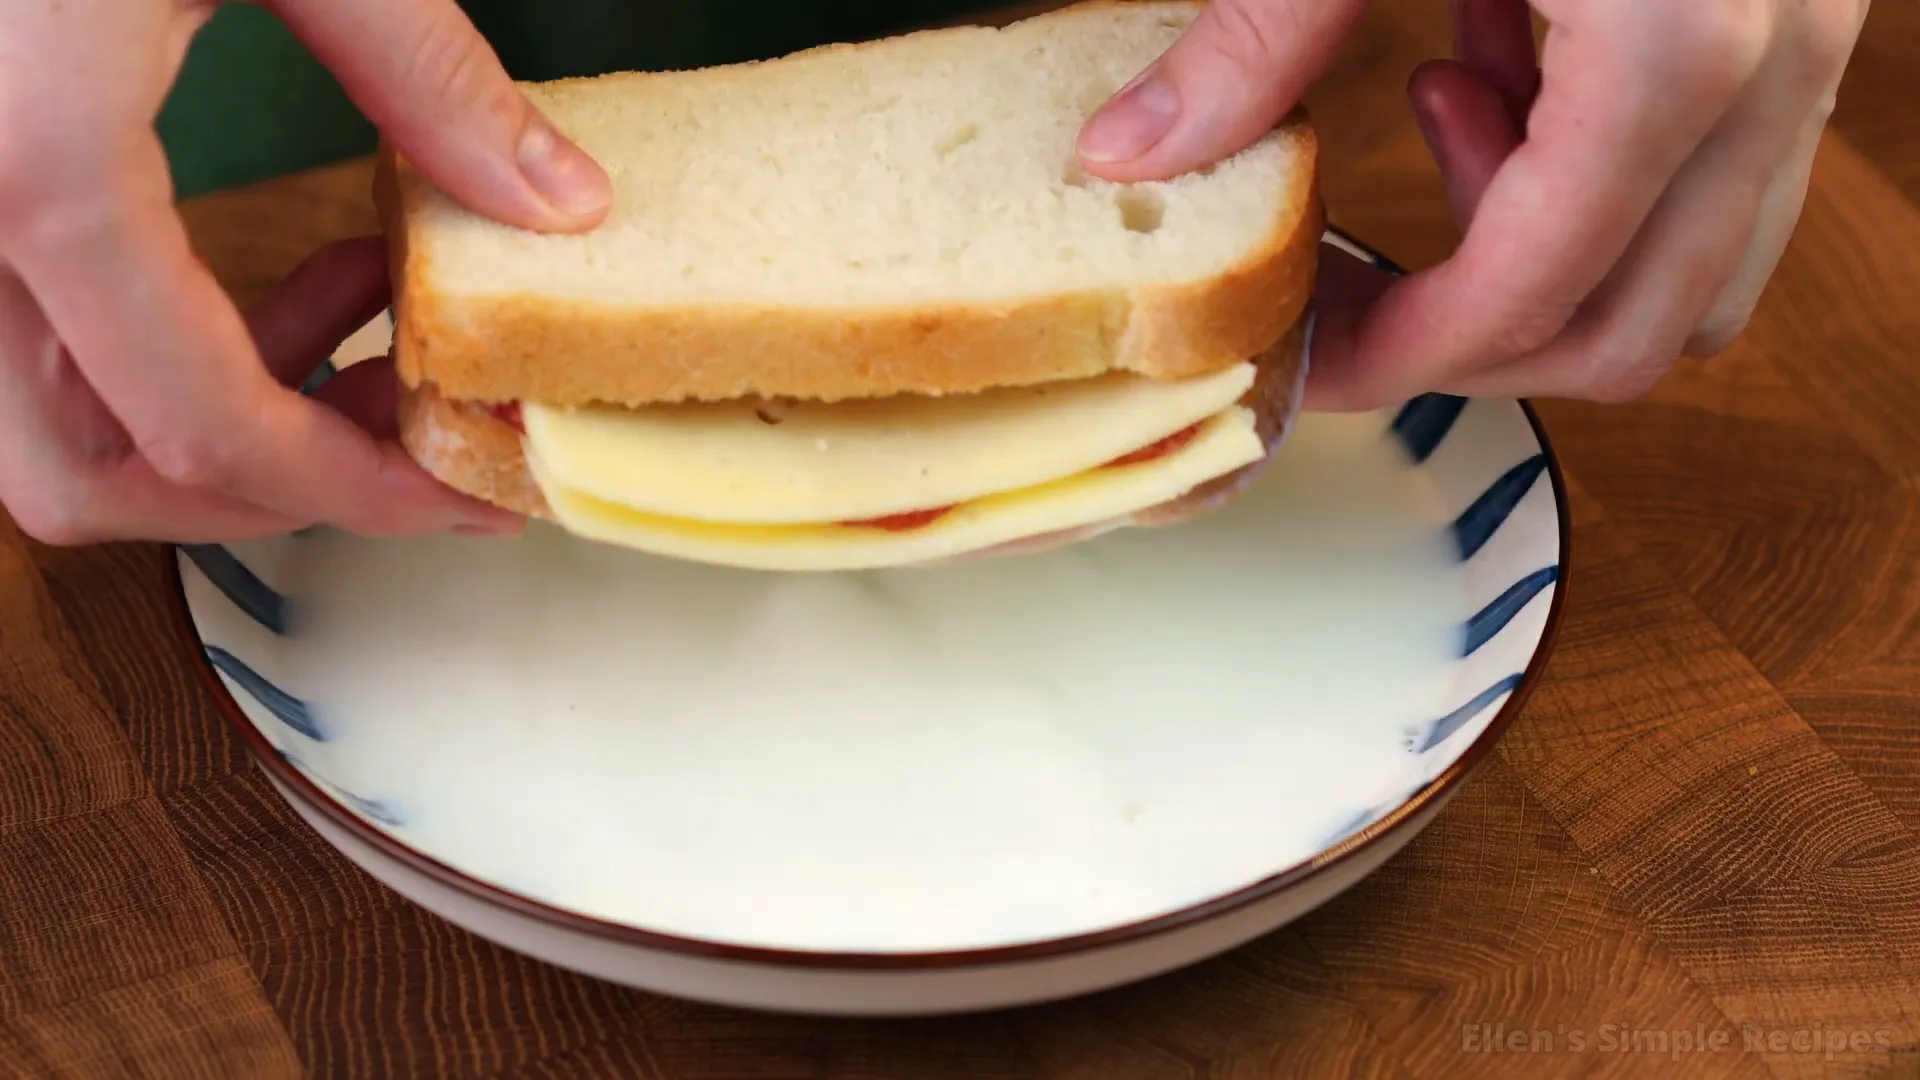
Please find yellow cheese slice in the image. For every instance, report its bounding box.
[521,362,1255,525]
[528,407,1264,572]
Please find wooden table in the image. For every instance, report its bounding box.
[5,3,1919,1077]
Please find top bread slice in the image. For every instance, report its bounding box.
[376,0,1322,408]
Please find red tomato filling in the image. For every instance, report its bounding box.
[836,422,1205,531]
[1102,422,1202,468]
[839,506,958,531]
[495,394,1201,535]
[489,401,525,433]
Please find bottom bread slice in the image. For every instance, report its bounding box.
[397,317,1307,564]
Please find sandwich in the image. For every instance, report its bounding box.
[377,0,1322,572]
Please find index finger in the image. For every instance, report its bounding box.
[1076,0,1367,182]
[271,0,611,233]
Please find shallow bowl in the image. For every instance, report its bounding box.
[171,231,1569,1015]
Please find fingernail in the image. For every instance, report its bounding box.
[446,500,525,536]
[452,516,522,538]
[516,116,612,218]
[1078,72,1181,163]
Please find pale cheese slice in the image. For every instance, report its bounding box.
[528,407,1264,572]
[521,362,1255,525]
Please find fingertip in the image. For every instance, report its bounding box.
[277,0,611,235]
[394,105,613,235]
[1297,305,1386,413]
[1315,239,1398,309]
[1300,257,1467,413]
[305,362,528,538]
[1407,59,1506,129]
[1077,0,1361,183]
[365,438,526,538]
[453,524,510,538]
[1075,71,1183,177]
[513,114,614,230]
[1296,241,1412,412]
[1403,61,1522,230]
[453,513,529,539]
[1406,58,1460,112]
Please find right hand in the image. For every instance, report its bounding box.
[1076,0,1862,411]
[0,0,613,546]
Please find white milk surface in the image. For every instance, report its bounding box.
[280,411,1467,952]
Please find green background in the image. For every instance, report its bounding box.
[158,0,991,198]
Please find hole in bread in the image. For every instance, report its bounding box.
[1116,189,1165,234]
[1062,164,1093,188]
[935,123,980,157]
[1158,15,1185,28]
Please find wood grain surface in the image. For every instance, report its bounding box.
[5,3,1919,1077]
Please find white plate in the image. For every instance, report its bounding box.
[170,230,1568,1015]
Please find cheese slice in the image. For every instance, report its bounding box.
[528,407,1264,572]
[521,362,1255,525]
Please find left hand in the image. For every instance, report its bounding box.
[1074,0,1870,409]
[0,0,608,546]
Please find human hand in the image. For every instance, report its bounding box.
[1075,0,1869,409]
[0,0,613,545]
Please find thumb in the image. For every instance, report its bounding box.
[271,0,611,233]
[1076,0,1366,182]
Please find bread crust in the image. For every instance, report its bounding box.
[397,317,1308,537]
[373,0,1322,408]
[399,385,555,520]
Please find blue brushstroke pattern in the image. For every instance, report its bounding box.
[182,544,287,635]
[1390,395,1468,465]
[299,357,337,395]
[1462,567,1559,657]
[1364,248,1406,276]
[1453,455,1548,562]
[279,750,403,827]
[1325,225,1407,277]
[204,645,323,741]
[1414,674,1525,754]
